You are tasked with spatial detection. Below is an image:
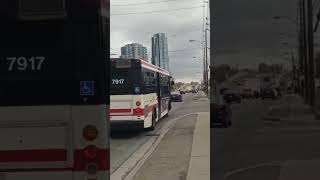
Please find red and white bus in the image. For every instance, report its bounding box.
[0,0,110,179]
[110,58,173,130]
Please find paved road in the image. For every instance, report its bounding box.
[110,93,197,174]
[211,97,320,180]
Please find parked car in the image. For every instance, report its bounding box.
[223,90,241,103]
[241,88,254,98]
[170,91,183,102]
[253,90,260,98]
[275,88,282,97]
[179,90,186,94]
[211,103,232,128]
[260,88,276,99]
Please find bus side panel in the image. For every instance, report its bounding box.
[132,93,157,128]
[160,96,170,118]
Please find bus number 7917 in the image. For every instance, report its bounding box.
[112,78,125,85]
[5,56,45,71]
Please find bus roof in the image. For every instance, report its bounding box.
[110,58,171,76]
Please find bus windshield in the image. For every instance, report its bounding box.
[111,68,142,95]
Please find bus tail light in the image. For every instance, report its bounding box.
[134,108,144,116]
[83,125,98,141]
[136,101,141,106]
[83,145,98,160]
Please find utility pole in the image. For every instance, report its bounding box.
[298,0,303,95]
[291,52,297,91]
[307,0,315,106]
[202,42,206,93]
[205,28,209,95]
[302,0,309,102]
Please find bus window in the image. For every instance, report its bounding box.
[111,68,142,95]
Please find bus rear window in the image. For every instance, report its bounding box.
[19,0,67,20]
[115,59,131,68]
[111,68,141,95]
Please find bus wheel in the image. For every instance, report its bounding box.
[147,109,156,131]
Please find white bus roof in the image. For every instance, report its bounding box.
[111,58,171,76]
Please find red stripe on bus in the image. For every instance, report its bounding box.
[111,109,131,113]
[0,149,110,172]
[111,114,132,116]
[111,103,158,116]
[141,60,170,75]
[0,149,67,162]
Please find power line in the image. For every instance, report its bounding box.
[111,0,180,6]
[111,6,204,16]
[167,28,202,38]
[168,48,198,52]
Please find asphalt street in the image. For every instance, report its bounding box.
[110,93,201,174]
[211,97,320,180]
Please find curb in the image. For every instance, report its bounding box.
[186,112,210,180]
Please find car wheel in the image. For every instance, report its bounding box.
[223,121,228,128]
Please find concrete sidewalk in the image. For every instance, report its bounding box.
[186,112,210,180]
[128,112,210,180]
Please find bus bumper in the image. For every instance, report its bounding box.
[110,120,144,130]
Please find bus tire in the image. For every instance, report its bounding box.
[147,109,156,131]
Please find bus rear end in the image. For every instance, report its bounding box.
[110,59,146,129]
[110,59,166,130]
[0,0,110,179]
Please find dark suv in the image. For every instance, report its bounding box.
[261,88,276,99]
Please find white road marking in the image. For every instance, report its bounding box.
[222,161,283,180]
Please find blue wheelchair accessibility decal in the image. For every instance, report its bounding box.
[134,87,141,94]
[80,81,95,96]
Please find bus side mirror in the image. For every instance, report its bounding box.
[171,81,174,85]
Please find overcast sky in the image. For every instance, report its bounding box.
[110,0,210,83]
[213,0,301,69]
